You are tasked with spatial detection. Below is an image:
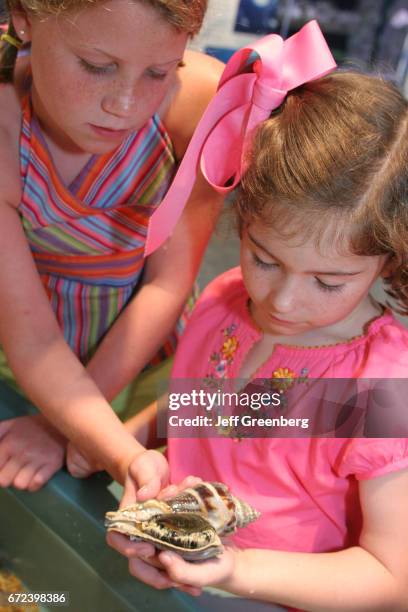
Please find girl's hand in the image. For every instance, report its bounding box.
[106,536,202,596]
[114,543,236,597]
[66,441,103,478]
[158,546,237,591]
[107,448,169,563]
[108,475,204,595]
[0,415,66,491]
[156,474,202,501]
[121,448,170,507]
[107,450,170,579]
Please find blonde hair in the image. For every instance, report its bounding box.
[0,0,207,82]
[236,71,408,313]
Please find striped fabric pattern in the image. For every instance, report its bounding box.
[18,97,178,363]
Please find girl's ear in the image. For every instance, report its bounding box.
[380,255,396,280]
[10,7,32,44]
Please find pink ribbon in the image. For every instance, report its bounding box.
[145,20,336,256]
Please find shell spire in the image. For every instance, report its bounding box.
[165,481,260,535]
[231,495,261,530]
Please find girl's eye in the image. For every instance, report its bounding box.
[79,58,115,75]
[252,253,278,270]
[146,69,168,81]
[316,278,344,293]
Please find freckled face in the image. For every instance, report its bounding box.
[240,221,387,337]
[24,0,188,153]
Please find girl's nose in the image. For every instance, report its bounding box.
[268,277,298,314]
[101,87,137,118]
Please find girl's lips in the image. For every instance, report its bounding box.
[268,314,298,326]
[89,124,130,139]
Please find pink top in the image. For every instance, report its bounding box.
[168,267,408,552]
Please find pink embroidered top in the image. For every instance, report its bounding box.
[168,267,408,552]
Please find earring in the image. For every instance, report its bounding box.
[19,30,25,36]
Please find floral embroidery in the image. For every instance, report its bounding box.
[270,367,297,393]
[273,367,295,378]
[222,336,239,360]
[205,327,311,438]
[267,366,309,408]
[204,324,243,437]
[207,324,239,381]
[272,366,296,384]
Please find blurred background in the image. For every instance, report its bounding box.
[191,0,408,94]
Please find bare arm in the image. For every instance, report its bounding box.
[86,171,222,400]
[216,469,408,611]
[0,199,144,482]
[86,51,224,401]
[0,53,223,484]
[116,468,408,610]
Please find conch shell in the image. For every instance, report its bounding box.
[105,481,260,561]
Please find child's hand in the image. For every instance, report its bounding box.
[110,541,236,596]
[157,475,202,501]
[158,546,237,591]
[121,448,170,507]
[0,415,66,491]
[107,475,212,596]
[106,536,202,596]
[107,450,173,585]
[66,441,104,478]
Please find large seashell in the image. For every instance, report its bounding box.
[105,481,260,561]
[106,511,223,561]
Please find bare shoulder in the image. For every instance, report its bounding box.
[0,83,22,207]
[162,50,224,159]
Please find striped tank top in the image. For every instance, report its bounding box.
[17,96,179,364]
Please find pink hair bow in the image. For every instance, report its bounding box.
[145,20,336,255]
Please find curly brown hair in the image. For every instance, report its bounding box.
[235,71,408,313]
[0,0,207,82]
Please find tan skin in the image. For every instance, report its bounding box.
[0,2,223,492]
